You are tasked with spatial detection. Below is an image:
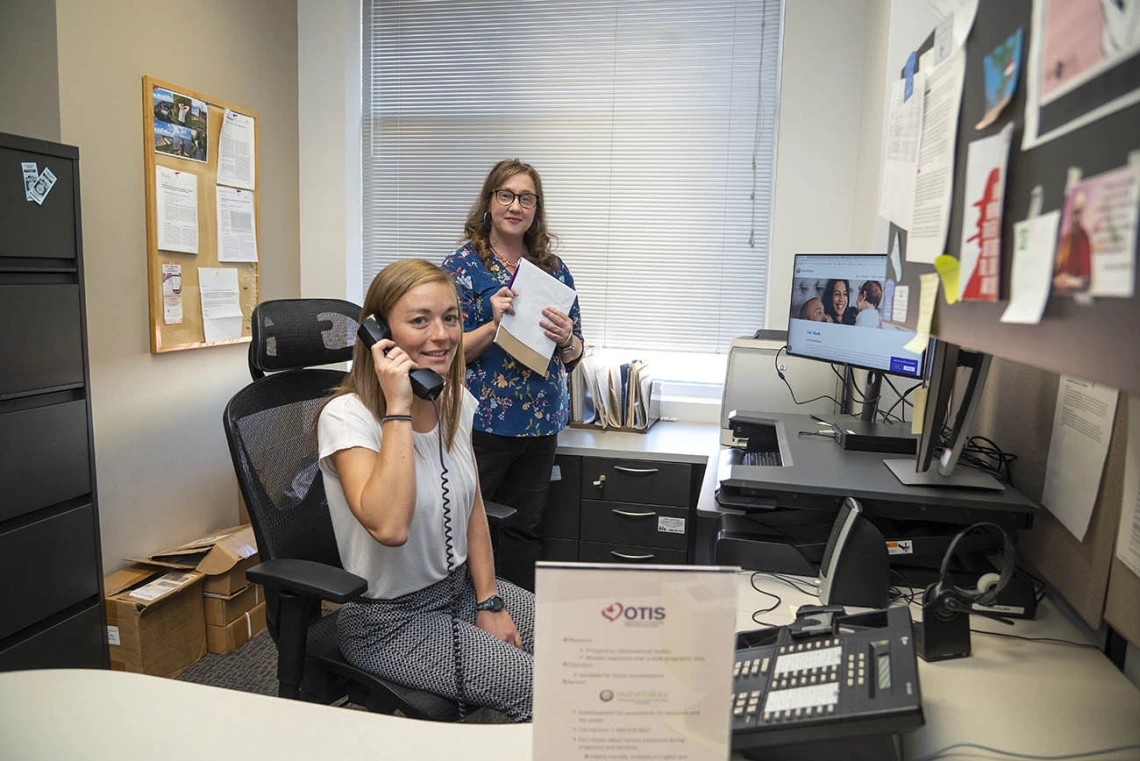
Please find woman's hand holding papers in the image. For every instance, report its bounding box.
[489,286,516,326]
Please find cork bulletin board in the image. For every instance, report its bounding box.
[142,75,260,353]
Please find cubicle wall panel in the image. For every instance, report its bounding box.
[0,145,77,261]
[580,500,689,551]
[0,284,84,397]
[0,400,91,523]
[0,603,105,671]
[0,504,99,640]
[578,541,687,566]
[580,457,691,507]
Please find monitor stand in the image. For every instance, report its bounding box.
[884,458,1005,491]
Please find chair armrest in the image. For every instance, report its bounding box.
[484,500,517,523]
[247,559,367,603]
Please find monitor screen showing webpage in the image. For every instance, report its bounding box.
[787,254,925,378]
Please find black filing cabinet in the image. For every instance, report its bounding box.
[0,132,107,671]
[543,453,703,566]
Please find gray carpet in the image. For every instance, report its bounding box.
[177,629,280,697]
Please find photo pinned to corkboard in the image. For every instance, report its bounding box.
[142,75,260,353]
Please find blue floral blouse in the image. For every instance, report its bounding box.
[441,243,583,437]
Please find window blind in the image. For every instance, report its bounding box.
[362,0,783,352]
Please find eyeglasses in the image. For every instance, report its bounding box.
[492,189,539,209]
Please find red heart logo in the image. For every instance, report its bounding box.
[601,603,623,622]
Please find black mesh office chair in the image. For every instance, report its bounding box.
[224,298,510,719]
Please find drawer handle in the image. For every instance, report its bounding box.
[611,551,655,561]
[613,466,659,475]
[593,475,606,488]
[612,510,656,518]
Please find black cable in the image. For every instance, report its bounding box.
[765,572,820,597]
[968,629,1097,649]
[434,400,467,721]
[880,380,921,424]
[749,572,783,627]
[775,346,844,408]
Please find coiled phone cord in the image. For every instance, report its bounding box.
[434,399,468,720]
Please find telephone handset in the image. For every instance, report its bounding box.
[357,315,446,401]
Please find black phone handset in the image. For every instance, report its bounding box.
[356,315,446,401]
[356,315,465,717]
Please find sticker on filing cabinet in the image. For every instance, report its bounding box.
[550,465,561,482]
[28,167,56,205]
[129,571,196,601]
[106,626,121,646]
[21,162,38,201]
[886,540,914,555]
[658,516,686,534]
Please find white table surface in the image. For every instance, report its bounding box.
[3,572,1138,761]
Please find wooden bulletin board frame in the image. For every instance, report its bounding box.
[142,76,260,353]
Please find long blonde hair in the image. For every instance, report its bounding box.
[462,159,561,274]
[324,259,466,450]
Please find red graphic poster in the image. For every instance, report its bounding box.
[958,124,1013,302]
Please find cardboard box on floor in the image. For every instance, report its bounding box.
[203,583,263,628]
[206,600,267,654]
[131,524,259,596]
[104,565,206,678]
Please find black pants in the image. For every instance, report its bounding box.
[472,430,558,592]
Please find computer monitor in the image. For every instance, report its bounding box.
[787,254,926,380]
[884,339,1004,491]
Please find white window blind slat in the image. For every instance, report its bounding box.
[363,0,783,353]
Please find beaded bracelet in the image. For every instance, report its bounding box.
[381,415,413,425]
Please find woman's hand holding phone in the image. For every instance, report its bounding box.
[371,340,415,413]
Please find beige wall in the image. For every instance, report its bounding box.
[0,0,61,141]
[54,0,300,571]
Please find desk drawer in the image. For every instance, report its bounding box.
[581,457,691,507]
[578,540,687,566]
[0,284,84,397]
[0,400,91,523]
[0,503,100,640]
[580,500,689,551]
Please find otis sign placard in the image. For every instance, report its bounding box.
[533,562,738,761]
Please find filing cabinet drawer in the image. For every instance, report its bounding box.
[580,500,689,551]
[0,503,100,640]
[0,146,77,260]
[0,400,91,523]
[581,457,691,507]
[578,540,687,566]
[0,284,84,397]
[542,455,581,540]
[0,602,106,671]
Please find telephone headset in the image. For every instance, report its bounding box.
[923,521,1015,621]
[356,314,468,718]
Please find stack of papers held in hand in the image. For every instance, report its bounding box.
[494,258,577,377]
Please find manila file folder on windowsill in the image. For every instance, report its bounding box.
[493,258,577,377]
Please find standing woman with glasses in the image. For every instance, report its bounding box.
[441,159,584,592]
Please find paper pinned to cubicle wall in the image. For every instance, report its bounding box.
[198,267,242,343]
[217,109,255,190]
[880,74,925,230]
[1116,395,1140,578]
[1042,376,1119,541]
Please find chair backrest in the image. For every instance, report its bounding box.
[249,298,360,379]
[225,299,363,570]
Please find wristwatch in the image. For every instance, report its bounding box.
[475,594,505,613]
[559,338,576,355]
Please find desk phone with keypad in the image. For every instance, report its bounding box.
[731,604,923,761]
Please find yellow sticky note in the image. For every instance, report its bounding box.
[933,255,960,305]
[904,272,940,354]
[911,387,927,435]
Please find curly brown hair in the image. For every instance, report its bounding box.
[461,159,561,275]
